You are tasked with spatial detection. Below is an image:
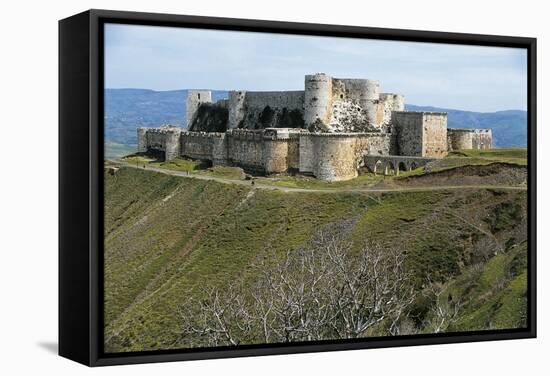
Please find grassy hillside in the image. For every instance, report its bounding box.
[104,166,528,352]
[119,148,527,191]
[443,241,528,331]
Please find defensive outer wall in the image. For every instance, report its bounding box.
[136,73,493,181]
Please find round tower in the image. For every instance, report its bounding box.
[356,79,380,103]
[447,129,474,151]
[311,134,359,181]
[304,73,333,130]
[355,79,380,127]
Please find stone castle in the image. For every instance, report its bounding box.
[137,73,493,181]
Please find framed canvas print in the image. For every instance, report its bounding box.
[59,9,536,366]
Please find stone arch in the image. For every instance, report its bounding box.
[409,161,418,171]
[385,161,396,176]
[398,161,407,175]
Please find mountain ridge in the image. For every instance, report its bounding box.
[105,88,527,148]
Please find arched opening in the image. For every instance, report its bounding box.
[398,161,407,174]
[409,162,418,171]
[374,160,383,175]
[385,161,396,176]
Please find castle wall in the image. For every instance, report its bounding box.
[299,134,314,173]
[393,112,424,156]
[394,112,447,158]
[211,134,228,165]
[228,91,246,129]
[472,129,492,149]
[379,94,405,130]
[365,132,392,155]
[137,128,148,153]
[141,127,182,160]
[263,140,289,174]
[447,128,493,151]
[230,91,305,130]
[146,130,166,151]
[310,134,361,181]
[226,130,266,172]
[447,129,473,150]
[262,129,302,174]
[330,78,380,131]
[180,132,217,161]
[422,113,448,158]
[287,139,300,170]
[186,90,212,127]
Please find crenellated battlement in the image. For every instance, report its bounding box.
[135,73,492,181]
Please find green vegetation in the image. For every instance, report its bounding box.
[255,173,385,190]
[116,148,527,191]
[105,142,136,159]
[432,242,528,331]
[431,148,526,170]
[104,166,527,353]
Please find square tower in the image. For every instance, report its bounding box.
[186,90,212,127]
[393,111,448,158]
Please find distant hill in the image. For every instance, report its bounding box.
[104,89,527,148]
[104,89,228,145]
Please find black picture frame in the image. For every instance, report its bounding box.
[59,8,537,367]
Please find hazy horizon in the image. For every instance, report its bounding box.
[105,24,528,113]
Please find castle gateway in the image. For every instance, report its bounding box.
[137,73,492,181]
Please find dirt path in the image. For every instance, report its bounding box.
[113,160,527,194]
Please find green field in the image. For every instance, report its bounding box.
[105,142,137,159]
[104,162,528,352]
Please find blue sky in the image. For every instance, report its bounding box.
[104,23,527,112]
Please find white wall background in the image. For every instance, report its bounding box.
[0,0,547,374]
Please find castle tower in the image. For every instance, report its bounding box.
[228,91,246,129]
[393,112,448,158]
[137,127,148,153]
[164,127,182,161]
[304,73,333,131]
[355,79,380,127]
[186,90,212,127]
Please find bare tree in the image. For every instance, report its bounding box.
[422,281,462,333]
[178,222,415,347]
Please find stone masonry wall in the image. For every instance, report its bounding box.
[472,129,492,149]
[422,113,448,158]
[137,128,148,153]
[394,112,424,156]
[310,134,362,181]
[447,129,474,151]
[304,73,333,131]
[394,112,447,158]
[299,134,314,174]
[230,91,305,130]
[181,132,221,161]
[226,130,266,172]
[447,128,492,151]
[186,90,212,127]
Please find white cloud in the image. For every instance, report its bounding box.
[104,23,527,112]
